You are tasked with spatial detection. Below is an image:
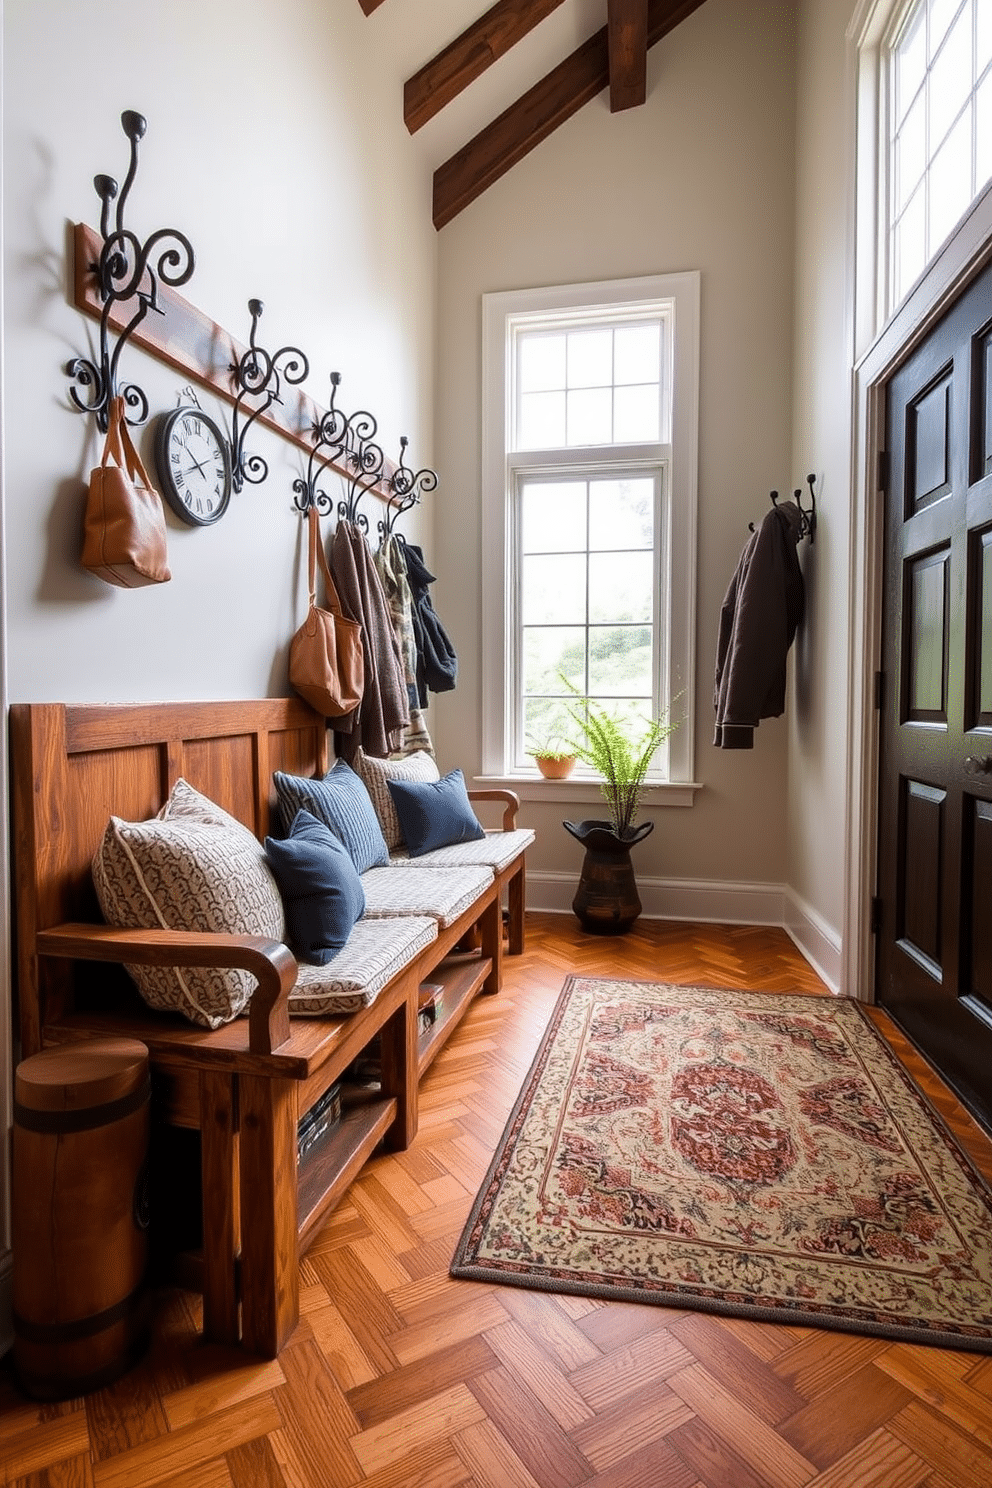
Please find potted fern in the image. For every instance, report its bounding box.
[560,689,678,934]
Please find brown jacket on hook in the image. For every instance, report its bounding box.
[713,499,806,749]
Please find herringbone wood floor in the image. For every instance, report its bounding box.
[5,912,992,1488]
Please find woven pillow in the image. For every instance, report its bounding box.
[92,778,285,1030]
[353,748,439,851]
[273,760,389,873]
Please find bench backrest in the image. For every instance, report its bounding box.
[10,698,328,1055]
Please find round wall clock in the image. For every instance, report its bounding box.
[154,406,232,526]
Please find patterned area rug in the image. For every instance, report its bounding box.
[451,977,992,1349]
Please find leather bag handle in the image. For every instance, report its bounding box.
[103,396,155,493]
[307,506,347,617]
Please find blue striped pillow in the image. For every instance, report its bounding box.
[273,760,389,873]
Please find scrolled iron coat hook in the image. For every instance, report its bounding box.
[292,372,388,532]
[379,436,439,542]
[65,110,196,431]
[227,299,309,492]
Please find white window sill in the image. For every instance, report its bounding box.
[473,775,702,808]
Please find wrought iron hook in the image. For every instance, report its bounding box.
[749,473,817,544]
[227,299,309,493]
[65,110,195,431]
[292,372,349,517]
[379,436,438,542]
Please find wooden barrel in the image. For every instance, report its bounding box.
[12,1038,151,1399]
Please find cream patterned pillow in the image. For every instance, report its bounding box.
[353,749,439,852]
[92,779,285,1030]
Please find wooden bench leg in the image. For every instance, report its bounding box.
[199,1072,240,1347]
[507,858,526,955]
[379,990,417,1151]
[237,1075,299,1358]
[480,891,503,994]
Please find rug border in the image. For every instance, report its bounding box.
[450,976,992,1353]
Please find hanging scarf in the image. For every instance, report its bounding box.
[374,534,434,757]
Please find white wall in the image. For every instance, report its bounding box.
[433,0,804,913]
[1,0,437,1350]
[2,0,436,705]
[0,7,11,1357]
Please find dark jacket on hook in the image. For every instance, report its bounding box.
[402,542,458,703]
[713,499,806,749]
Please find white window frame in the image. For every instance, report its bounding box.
[481,273,699,801]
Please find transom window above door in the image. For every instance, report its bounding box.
[886,0,992,311]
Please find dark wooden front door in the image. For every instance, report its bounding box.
[877,258,992,1128]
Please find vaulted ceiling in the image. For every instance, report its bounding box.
[356,0,709,229]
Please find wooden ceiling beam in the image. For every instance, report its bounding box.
[405,0,567,135]
[433,0,708,230]
[608,0,648,112]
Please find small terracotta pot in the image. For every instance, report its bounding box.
[534,754,577,780]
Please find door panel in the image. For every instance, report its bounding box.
[877,259,992,1129]
[979,330,992,479]
[908,370,952,510]
[905,547,950,721]
[898,778,944,981]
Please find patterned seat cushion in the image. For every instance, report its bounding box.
[360,864,493,928]
[288,915,437,1015]
[353,748,439,851]
[388,827,535,874]
[92,779,285,1030]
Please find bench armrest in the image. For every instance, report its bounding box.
[467,788,520,831]
[36,923,297,1056]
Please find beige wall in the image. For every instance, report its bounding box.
[788,0,860,974]
[433,0,802,902]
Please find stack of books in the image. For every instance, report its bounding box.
[340,981,449,1091]
[297,1080,342,1162]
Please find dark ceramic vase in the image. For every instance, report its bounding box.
[563,818,654,935]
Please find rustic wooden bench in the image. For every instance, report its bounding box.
[9,698,528,1357]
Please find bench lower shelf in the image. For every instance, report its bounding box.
[293,950,493,1248]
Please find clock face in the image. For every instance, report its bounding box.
[155,407,231,526]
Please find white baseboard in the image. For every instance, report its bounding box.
[526,872,842,992]
[0,1249,12,1360]
[784,888,843,994]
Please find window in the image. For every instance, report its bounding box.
[481,275,699,793]
[866,0,992,320]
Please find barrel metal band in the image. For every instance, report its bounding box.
[13,1282,145,1345]
[14,1075,151,1134]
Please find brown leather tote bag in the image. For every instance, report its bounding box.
[289,507,364,718]
[81,396,172,587]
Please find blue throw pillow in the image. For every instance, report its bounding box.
[273,760,389,873]
[386,769,486,857]
[264,810,365,965]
